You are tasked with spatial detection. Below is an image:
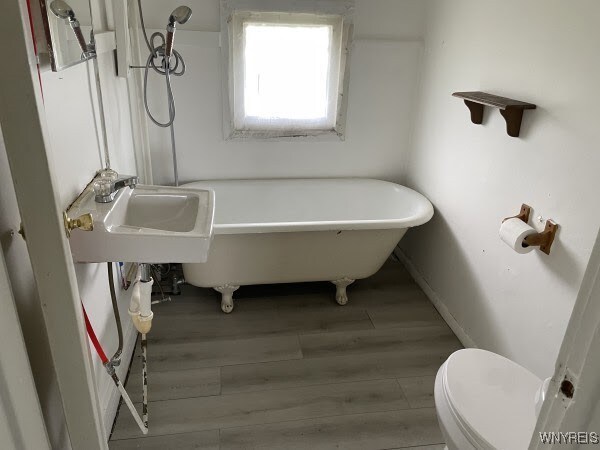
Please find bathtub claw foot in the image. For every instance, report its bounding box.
[214,285,239,314]
[331,278,355,306]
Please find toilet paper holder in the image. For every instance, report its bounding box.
[503,204,532,224]
[503,204,559,255]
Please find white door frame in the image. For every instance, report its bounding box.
[530,225,600,448]
[0,246,50,450]
[0,1,105,449]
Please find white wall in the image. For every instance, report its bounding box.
[36,1,139,439]
[0,127,69,449]
[400,0,600,378]
[138,0,427,185]
[136,0,427,35]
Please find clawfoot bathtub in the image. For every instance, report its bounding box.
[181,178,433,313]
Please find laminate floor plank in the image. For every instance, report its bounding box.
[109,430,219,450]
[131,334,302,373]
[367,294,443,329]
[299,325,460,359]
[387,445,446,450]
[222,347,458,395]
[397,376,437,409]
[220,408,443,450]
[270,284,426,313]
[150,307,374,343]
[125,367,220,402]
[111,379,409,440]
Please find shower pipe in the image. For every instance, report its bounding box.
[82,303,148,435]
[49,0,112,171]
[134,2,193,186]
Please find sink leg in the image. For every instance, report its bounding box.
[331,278,355,306]
[214,284,239,314]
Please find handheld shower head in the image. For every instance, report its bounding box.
[49,0,90,56]
[165,5,192,58]
[49,0,74,20]
[169,6,193,25]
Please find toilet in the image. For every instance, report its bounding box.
[434,349,546,450]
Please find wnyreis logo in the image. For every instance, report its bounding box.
[539,432,600,444]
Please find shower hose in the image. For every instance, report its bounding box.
[137,0,186,186]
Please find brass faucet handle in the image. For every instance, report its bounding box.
[63,212,94,238]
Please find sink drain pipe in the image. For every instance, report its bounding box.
[128,263,154,430]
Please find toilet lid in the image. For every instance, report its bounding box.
[442,349,542,450]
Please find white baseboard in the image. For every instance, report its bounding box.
[394,247,477,349]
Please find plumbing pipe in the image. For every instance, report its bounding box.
[82,304,148,435]
[150,265,171,305]
[124,262,138,290]
[82,304,109,364]
[141,334,149,428]
[129,264,154,333]
[115,376,147,434]
[107,262,123,366]
[171,273,186,295]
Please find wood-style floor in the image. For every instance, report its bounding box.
[109,258,461,450]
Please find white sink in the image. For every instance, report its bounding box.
[67,184,214,263]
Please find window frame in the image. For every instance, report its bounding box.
[232,12,342,133]
[221,0,354,141]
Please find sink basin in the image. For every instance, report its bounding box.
[67,184,214,263]
[123,193,200,232]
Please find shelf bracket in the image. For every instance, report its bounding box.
[499,108,525,138]
[464,100,484,124]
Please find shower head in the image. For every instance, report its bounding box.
[49,0,90,57]
[165,6,192,58]
[169,6,193,25]
[49,0,75,20]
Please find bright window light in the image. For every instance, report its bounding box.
[229,11,348,136]
[243,24,332,121]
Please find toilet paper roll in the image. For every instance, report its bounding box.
[499,217,536,254]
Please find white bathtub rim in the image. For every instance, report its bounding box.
[182,178,434,235]
[212,217,431,234]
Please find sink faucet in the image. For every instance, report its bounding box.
[94,174,138,203]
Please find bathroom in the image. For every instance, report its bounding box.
[0,0,599,449]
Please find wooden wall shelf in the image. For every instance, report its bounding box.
[452,91,536,137]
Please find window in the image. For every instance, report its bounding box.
[222,4,354,139]
[243,20,333,127]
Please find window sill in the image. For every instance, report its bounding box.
[226,128,345,142]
